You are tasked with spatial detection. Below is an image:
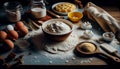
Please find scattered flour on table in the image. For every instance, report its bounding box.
[111,39,120,53]
[30,31,80,54]
[23,25,80,58]
[40,49,75,59]
[23,24,104,59]
[44,33,79,54]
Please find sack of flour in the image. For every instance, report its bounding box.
[83,2,120,41]
[83,2,120,33]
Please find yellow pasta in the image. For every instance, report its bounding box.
[55,3,76,13]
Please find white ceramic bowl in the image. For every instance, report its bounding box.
[102,32,115,42]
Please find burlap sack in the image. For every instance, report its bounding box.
[83,2,120,33]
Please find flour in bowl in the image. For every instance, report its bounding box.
[44,21,71,34]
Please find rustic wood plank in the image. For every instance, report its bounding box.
[102,7,120,22]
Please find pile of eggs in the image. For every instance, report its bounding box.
[0,21,28,51]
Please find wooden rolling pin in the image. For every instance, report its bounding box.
[47,10,64,19]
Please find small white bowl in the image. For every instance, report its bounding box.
[102,32,115,42]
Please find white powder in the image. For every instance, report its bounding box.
[24,25,80,59]
[87,6,100,16]
[40,48,75,59]
[44,21,71,34]
[72,57,76,60]
[80,58,94,64]
[44,33,79,54]
[23,24,98,59]
[81,21,92,30]
[31,7,46,18]
[49,61,53,64]
[24,27,42,39]
[15,39,30,51]
[101,14,111,23]
[29,31,79,58]
[65,60,69,63]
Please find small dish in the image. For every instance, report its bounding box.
[80,21,92,29]
[52,2,77,15]
[68,12,83,23]
[83,30,94,39]
[102,32,115,42]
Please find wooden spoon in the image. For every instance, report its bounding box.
[75,41,120,63]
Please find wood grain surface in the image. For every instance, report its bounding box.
[102,7,120,22]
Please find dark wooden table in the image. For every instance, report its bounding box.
[102,7,120,22]
[0,1,120,69]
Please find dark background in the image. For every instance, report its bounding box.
[0,0,120,69]
[0,0,119,7]
[0,0,119,24]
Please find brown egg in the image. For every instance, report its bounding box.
[19,27,29,36]
[15,21,24,30]
[0,31,7,40]
[8,30,19,40]
[4,39,14,49]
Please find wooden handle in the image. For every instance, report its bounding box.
[74,0,83,8]
[99,52,120,63]
[113,52,120,59]
[47,10,64,19]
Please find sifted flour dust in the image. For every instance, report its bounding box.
[23,25,80,58]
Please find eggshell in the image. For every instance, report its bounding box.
[6,25,14,30]
[4,39,14,49]
[0,31,7,40]
[15,21,24,30]
[8,30,19,40]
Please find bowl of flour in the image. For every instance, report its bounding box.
[42,19,73,41]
